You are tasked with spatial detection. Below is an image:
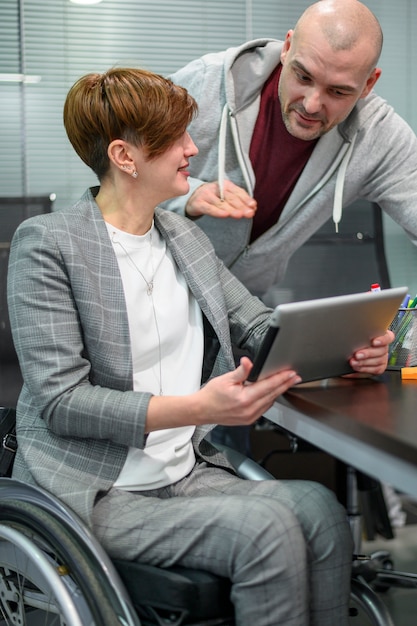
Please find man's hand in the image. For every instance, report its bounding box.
[347,329,395,376]
[186,180,257,219]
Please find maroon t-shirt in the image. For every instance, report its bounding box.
[249,64,318,242]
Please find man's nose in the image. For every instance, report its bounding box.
[303,88,322,114]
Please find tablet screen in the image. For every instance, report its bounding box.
[248,286,408,383]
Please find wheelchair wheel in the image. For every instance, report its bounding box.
[0,499,127,626]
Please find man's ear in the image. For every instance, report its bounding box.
[280,29,294,64]
[360,67,382,99]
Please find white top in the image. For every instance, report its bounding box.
[106,221,204,490]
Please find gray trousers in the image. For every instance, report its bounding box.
[92,462,353,626]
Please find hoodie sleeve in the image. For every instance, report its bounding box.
[350,97,417,247]
[163,52,229,216]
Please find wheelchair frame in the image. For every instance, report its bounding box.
[0,477,140,626]
[0,440,404,626]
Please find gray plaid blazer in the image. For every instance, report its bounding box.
[7,187,271,526]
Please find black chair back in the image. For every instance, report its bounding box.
[276,199,391,302]
[0,195,54,407]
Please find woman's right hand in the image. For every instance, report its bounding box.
[146,357,300,433]
[195,356,301,426]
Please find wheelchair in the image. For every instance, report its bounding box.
[0,417,402,626]
[0,431,276,626]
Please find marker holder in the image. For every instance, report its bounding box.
[388,308,417,369]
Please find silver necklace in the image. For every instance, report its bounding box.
[112,230,156,296]
[111,229,163,395]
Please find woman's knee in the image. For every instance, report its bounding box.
[264,480,352,552]
[291,481,353,561]
[228,496,308,581]
[280,480,347,524]
[230,497,305,554]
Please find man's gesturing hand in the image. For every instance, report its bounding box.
[186,180,257,219]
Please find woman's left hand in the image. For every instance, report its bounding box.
[347,329,395,376]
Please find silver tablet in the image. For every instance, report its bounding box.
[248,286,408,383]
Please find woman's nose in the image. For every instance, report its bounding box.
[185,132,198,157]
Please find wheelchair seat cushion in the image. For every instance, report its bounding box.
[113,559,233,623]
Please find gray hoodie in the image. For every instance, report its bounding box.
[165,39,417,299]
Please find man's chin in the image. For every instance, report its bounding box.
[287,122,324,141]
[283,112,325,141]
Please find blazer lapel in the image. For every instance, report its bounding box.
[78,190,134,390]
[154,209,232,351]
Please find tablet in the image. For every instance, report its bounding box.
[248,286,408,383]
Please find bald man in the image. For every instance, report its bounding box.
[164,0,417,454]
[164,0,417,302]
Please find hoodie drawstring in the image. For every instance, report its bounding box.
[218,103,253,201]
[218,104,229,201]
[333,134,357,233]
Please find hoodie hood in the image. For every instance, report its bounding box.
[224,39,281,113]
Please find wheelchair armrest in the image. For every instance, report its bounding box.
[211,442,275,481]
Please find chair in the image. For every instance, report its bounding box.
[0,476,141,626]
[0,417,274,626]
[271,198,391,304]
[0,195,54,409]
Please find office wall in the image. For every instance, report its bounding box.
[365,1,417,294]
[1,0,416,294]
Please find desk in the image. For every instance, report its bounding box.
[264,371,417,499]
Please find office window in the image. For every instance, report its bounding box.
[1,0,417,294]
[0,0,22,193]
[0,0,304,208]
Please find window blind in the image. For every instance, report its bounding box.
[1,0,417,295]
[0,0,309,208]
[0,0,23,193]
